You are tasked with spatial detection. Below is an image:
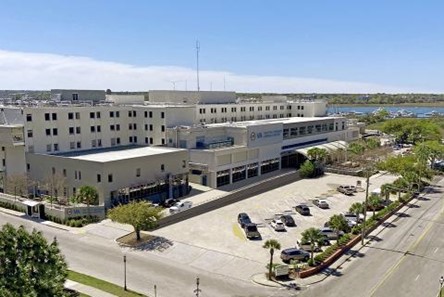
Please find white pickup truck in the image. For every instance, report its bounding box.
[169,201,193,214]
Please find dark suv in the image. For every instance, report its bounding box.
[238,213,252,228]
[280,248,309,263]
[295,204,310,216]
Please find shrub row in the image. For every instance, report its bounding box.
[0,200,24,212]
[45,214,100,227]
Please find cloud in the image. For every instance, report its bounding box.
[0,49,414,93]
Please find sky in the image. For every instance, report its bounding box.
[0,0,443,93]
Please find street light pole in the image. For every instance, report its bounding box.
[361,169,370,245]
[194,277,201,297]
[439,276,444,297]
[154,284,157,297]
[123,255,127,291]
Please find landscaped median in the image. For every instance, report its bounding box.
[298,197,408,278]
[68,270,146,297]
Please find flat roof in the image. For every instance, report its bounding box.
[205,116,344,128]
[54,145,186,163]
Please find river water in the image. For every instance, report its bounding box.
[327,106,444,118]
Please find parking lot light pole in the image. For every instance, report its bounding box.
[439,276,444,297]
[123,255,127,291]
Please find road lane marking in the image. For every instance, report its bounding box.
[369,198,443,296]
[415,274,420,281]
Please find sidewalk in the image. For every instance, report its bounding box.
[65,280,117,297]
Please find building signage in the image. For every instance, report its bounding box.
[247,123,283,147]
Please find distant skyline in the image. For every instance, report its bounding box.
[0,1,443,93]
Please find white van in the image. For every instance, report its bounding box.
[169,201,193,214]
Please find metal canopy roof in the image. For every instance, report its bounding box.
[295,140,348,157]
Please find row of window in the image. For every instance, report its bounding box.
[26,110,166,122]
[198,105,295,115]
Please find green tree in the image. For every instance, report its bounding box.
[307,147,328,162]
[348,142,365,155]
[72,185,99,216]
[301,227,324,261]
[414,141,444,169]
[381,118,441,144]
[299,160,315,178]
[349,202,364,220]
[108,201,163,240]
[368,194,382,217]
[0,224,68,297]
[328,214,349,238]
[263,239,281,280]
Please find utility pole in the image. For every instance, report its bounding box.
[361,169,370,245]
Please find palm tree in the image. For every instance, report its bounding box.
[263,239,281,280]
[368,194,382,217]
[349,202,363,221]
[75,185,99,216]
[301,227,324,261]
[328,214,349,239]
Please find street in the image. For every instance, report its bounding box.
[300,179,444,297]
[0,211,295,297]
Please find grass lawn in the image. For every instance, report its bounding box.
[68,270,146,297]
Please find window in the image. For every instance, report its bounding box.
[149,124,153,131]
[91,126,96,132]
[111,138,116,146]
[76,127,81,134]
[145,137,148,144]
[2,159,5,167]
[52,113,57,121]
[96,112,101,118]
[74,171,77,179]
[75,112,80,119]
[72,187,76,195]
[133,111,136,117]
[90,112,95,119]
[52,128,58,136]
[144,124,148,131]
[116,124,120,131]
[45,129,51,136]
[249,106,254,112]
[136,168,141,177]
[108,174,113,183]
[149,137,153,144]
[116,137,120,144]
[149,111,153,118]
[161,164,165,171]
[45,113,50,121]
[63,169,66,177]
[241,107,246,112]
[68,112,74,120]
[134,136,137,143]
[97,139,102,147]
[46,144,51,152]
[144,111,148,118]
[91,139,97,147]
[110,124,115,131]
[78,171,81,180]
[72,93,79,101]
[133,123,137,130]
[70,142,75,149]
[27,130,33,138]
[26,114,32,122]
[161,112,165,118]
[161,138,165,145]
[258,106,262,111]
[27,163,30,171]
[161,125,165,132]
[76,141,81,149]
[231,107,236,112]
[129,136,133,143]
[128,111,132,117]
[182,160,186,168]
[97,125,101,132]
[110,111,114,118]
[54,143,59,151]
[273,106,277,110]
[116,111,120,117]
[280,106,284,110]
[266,106,270,111]
[97,174,101,183]
[129,123,132,130]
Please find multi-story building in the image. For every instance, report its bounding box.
[0,90,355,207]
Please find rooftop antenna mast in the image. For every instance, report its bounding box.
[196,40,200,92]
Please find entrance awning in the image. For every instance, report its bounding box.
[295,140,348,157]
[23,200,41,207]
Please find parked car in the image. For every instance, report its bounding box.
[337,185,355,195]
[161,198,179,208]
[343,212,364,223]
[280,248,310,263]
[280,215,296,227]
[238,213,252,228]
[169,201,193,214]
[270,219,286,231]
[319,227,344,240]
[295,204,310,215]
[296,240,322,252]
[313,199,329,209]
[243,223,261,239]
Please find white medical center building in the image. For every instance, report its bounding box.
[0,90,359,208]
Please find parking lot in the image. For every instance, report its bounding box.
[151,172,397,265]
